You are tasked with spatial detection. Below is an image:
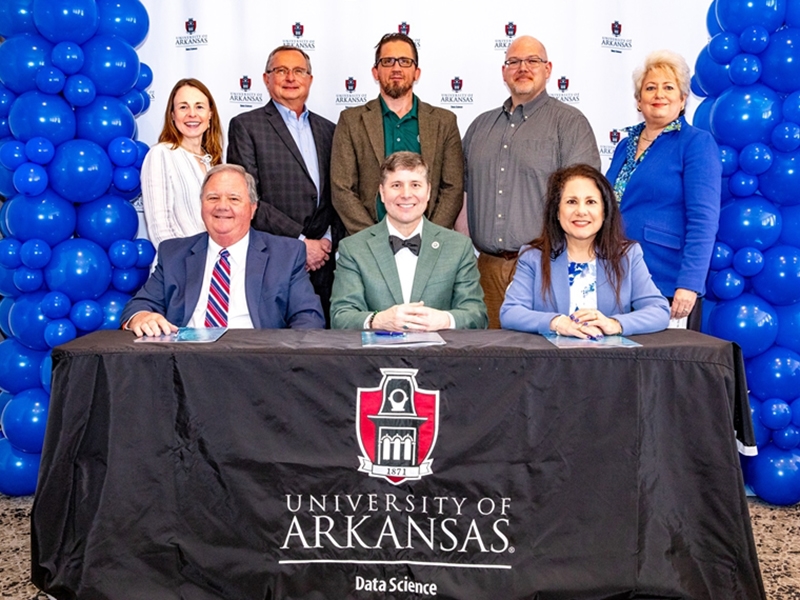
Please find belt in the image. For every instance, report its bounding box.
[483,250,519,260]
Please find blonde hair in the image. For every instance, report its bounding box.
[633,50,691,101]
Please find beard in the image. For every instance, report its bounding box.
[382,79,413,99]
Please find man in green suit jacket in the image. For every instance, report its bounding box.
[331,152,487,331]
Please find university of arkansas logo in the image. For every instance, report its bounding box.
[345,77,357,92]
[356,368,439,485]
[610,129,621,144]
[611,21,622,36]
[399,21,410,35]
[185,18,196,34]
[292,22,304,38]
[558,76,569,91]
[239,75,251,91]
[451,76,463,92]
[505,22,517,38]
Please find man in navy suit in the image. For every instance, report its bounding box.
[121,164,324,336]
[227,45,340,323]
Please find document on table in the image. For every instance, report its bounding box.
[133,327,227,343]
[542,334,641,348]
[361,331,446,348]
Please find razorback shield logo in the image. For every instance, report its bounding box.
[292,22,304,38]
[558,76,569,91]
[240,75,251,91]
[611,21,622,36]
[505,22,517,38]
[610,129,621,144]
[356,368,439,485]
[345,77,357,92]
[451,76,463,92]
[185,18,197,34]
[399,21,410,35]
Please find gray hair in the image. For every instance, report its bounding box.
[201,164,259,205]
[633,49,691,101]
[265,45,312,74]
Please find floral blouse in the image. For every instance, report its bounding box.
[568,259,598,313]
[612,118,682,202]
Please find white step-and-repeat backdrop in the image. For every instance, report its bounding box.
[135,0,711,173]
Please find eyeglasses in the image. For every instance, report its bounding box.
[267,66,310,78]
[376,57,417,68]
[503,57,548,70]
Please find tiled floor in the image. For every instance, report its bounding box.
[2,494,798,599]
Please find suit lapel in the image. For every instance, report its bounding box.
[410,221,440,302]
[184,235,209,323]
[417,101,436,169]
[265,101,312,181]
[367,222,404,305]
[552,251,571,314]
[244,231,269,328]
[363,99,385,165]
[309,113,327,197]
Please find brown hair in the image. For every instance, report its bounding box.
[526,164,633,305]
[374,33,418,66]
[158,78,223,165]
[380,151,429,183]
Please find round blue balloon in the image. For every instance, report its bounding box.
[0,140,26,171]
[733,247,765,276]
[739,25,771,54]
[69,299,103,331]
[139,90,151,113]
[134,140,149,169]
[0,438,41,497]
[0,34,53,94]
[709,293,778,357]
[35,66,65,94]
[761,398,793,429]
[0,163,14,198]
[709,32,741,63]
[24,137,55,165]
[717,196,782,250]
[0,238,23,269]
[40,290,71,319]
[737,142,773,174]
[8,291,49,350]
[50,41,84,75]
[7,90,76,145]
[711,84,782,149]
[112,166,139,191]
[727,170,758,197]
[774,425,800,449]
[771,122,800,152]
[19,238,52,269]
[0,85,17,118]
[749,396,771,448]
[1,387,49,453]
[692,96,714,132]
[694,46,733,97]
[48,139,113,203]
[62,74,96,108]
[760,149,800,205]
[783,91,800,123]
[707,0,722,36]
[110,267,140,292]
[33,0,98,43]
[711,241,735,271]
[76,194,138,249]
[0,264,21,298]
[0,337,46,394]
[13,162,48,196]
[43,238,112,302]
[752,245,800,305]
[3,189,76,244]
[775,301,800,354]
[0,0,35,37]
[107,239,138,269]
[97,289,131,329]
[135,62,152,91]
[780,204,800,246]
[79,35,140,97]
[716,0,787,34]
[96,0,150,48]
[747,346,800,400]
[12,266,43,293]
[711,268,745,300]
[134,237,155,268]
[747,444,800,505]
[729,53,762,85]
[40,353,52,393]
[119,88,145,116]
[760,27,800,93]
[107,137,138,167]
[76,96,135,149]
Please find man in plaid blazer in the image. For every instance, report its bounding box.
[227,45,342,324]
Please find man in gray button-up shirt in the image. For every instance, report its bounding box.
[458,35,600,328]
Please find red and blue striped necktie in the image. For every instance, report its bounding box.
[204,248,230,328]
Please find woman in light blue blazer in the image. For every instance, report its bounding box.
[500,164,669,338]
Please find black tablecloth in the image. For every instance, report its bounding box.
[31,329,764,600]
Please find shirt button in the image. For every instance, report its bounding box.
[396,138,401,142]
[498,190,503,194]
[499,238,503,243]
[503,144,508,149]
[498,214,503,218]
[511,124,515,128]
[501,167,505,172]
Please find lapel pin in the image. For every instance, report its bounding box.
[432,241,440,249]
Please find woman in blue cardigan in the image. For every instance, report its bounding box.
[606,50,721,330]
[500,164,669,338]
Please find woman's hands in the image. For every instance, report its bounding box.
[550,309,623,339]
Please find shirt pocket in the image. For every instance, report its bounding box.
[643,225,682,250]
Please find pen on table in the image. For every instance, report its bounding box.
[374,331,406,337]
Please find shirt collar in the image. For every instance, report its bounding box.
[208,230,251,265]
[623,115,684,136]
[274,100,309,123]
[503,90,550,118]
[386,217,424,240]
[380,94,418,119]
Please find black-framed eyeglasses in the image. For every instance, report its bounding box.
[503,57,548,69]
[267,66,310,78]
[376,57,417,68]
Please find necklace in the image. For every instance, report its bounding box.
[640,134,654,142]
[181,145,212,169]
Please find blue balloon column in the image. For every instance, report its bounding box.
[0,0,154,496]
[696,0,800,505]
